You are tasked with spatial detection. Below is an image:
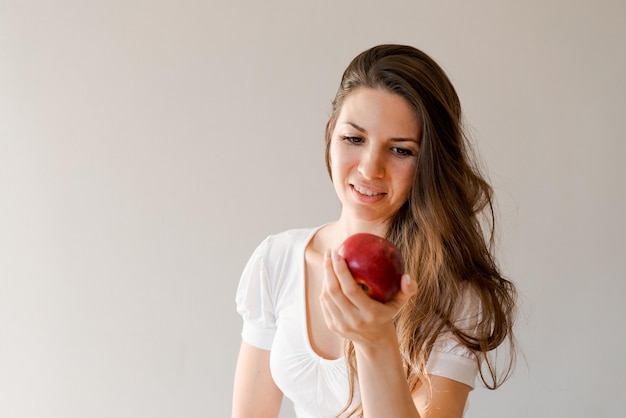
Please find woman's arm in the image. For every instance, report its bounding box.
[321,250,470,417]
[413,375,471,418]
[232,341,283,418]
[354,332,471,417]
[352,325,421,417]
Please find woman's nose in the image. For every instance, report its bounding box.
[358,146,385,179]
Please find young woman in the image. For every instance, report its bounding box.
[232,44,516,418]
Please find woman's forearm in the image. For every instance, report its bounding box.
[353,326,420,418]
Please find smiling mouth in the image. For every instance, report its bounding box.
[353,184,384,197]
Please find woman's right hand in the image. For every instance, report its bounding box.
[319,249,417,349]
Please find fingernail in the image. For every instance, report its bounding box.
[403,274,411,285]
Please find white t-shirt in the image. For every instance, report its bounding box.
[236,226,480,418]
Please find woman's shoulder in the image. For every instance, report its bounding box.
[255,225,324,262]
[266,225,322,244]
[453,282,484,327]
[262,225,323,249]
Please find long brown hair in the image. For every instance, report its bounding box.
[324,45,517,417]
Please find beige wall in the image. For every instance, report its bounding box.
[1,1,624,417]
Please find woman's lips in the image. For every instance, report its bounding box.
[353,184,382,196]
[351,184,386,203]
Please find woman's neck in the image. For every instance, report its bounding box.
[320,216,390,249]
[338,212,390,237]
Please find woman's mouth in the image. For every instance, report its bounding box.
[351,184,386,203]
[353,184,382,196]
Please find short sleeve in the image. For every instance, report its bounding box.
[426,287,482,389]
[426,335,479,389]
[235,238,277,350]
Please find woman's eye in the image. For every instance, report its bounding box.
[392,147,415,157]
[342,136,363,144]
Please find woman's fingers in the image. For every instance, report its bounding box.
[385,274,417,311]
[320,250,364,333]
[320,249,418,340]
[329,250,371,304]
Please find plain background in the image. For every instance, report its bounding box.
[1,1,624,417]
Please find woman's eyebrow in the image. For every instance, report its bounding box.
[341,121,419,143]
[393,137,420,144]
[342,121,367,133]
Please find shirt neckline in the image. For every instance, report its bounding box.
[300,224,346,364]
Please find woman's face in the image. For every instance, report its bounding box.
[329,87,420,226]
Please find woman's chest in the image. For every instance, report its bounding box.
[270,300,353,417]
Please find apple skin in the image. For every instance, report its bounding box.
[338,233,404,303]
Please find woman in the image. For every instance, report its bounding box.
[232,44,516,418]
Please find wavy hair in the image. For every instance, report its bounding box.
[324,45,517,417]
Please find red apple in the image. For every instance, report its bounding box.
[338,233,404,303]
